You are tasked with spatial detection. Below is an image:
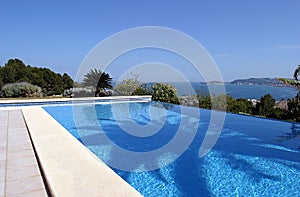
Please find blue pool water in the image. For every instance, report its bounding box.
[43,102,300,197]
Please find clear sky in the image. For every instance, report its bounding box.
[1,0,300,82]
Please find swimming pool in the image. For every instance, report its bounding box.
[43,101,300,197]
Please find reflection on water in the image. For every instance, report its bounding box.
[43,102,300,197]
[277,122,300,149]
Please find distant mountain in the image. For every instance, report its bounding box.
[230,78,288,87]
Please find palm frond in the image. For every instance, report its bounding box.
[82,68,112,90]
[293,65,300,81]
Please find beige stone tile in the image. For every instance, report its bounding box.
[6,175,44,196]
[7,156,37,169]
[0,114,7,119]
[8,123,25,128]
[0,134,7,144]
[0,140,7,148]
[7,128,27,135]
[0,169,4,183]
[0,147,6,160]
[0,160,5,168]
[8,112,22,117]
[7,134,29,141]
[0,110,8,116]
[0,181,4,197]
[0,121,7,126]
[0,129,7,136]
[7,127,27,132]
[7,149,35,160]
[8,125,26,130]
[7,143,32,152]
[7,133,26,140]
[0,160,5,183]
[7,189,48,197]
[7,136,30,146]
[0,160,5,182]
[6,164,41,181]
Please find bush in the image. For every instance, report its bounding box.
[1,82,42,98]
[152,83,179,104]
[113,75,141,96]
[0,78,3,90]
[132,83,152,95]
[70,87,94,97]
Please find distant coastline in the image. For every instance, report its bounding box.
[171,82,298,101]
[228,77,291,87]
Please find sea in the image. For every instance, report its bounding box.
[171,82,298,101]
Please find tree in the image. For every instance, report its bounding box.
[256,94,275,117]
[0,77,3,90]
[40,68,64,95]
[113,74,141,96]
[132,83,152,95]
[287,99,300,121]
[62,73,74,90]
[0,59,74,96]
[293,65,300,81]
[82,68,113,96]
[231,98,253,114]
[152,83,179,104]
[197,94,212,109]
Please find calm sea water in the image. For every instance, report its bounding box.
[173,83,298,100]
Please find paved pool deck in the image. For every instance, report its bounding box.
[0,99,145,196]
[0,110,48,197]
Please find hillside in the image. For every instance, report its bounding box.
[230,78,288,87]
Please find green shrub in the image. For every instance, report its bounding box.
[152,83,179,104]
[113,75,141,96]
[1,82,42,98]
[132,83,152,95]
[71,87,94,97]
[0,78,3,90]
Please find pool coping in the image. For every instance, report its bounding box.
[22,106,142,196]
[0,95,152,104]
[0,96,152,111]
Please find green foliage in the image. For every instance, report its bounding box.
[82,68,112,96]
[1,82,42,98]
[0,59,74,96]
[132,84,152,95]
[0,77,3,90]
[197,94,252,113]
[231,98,253,114]
[70,87,94,97]
[211,94,227,111]
[197,94,212,109]
[82,68,112,89]
[39,68,64,95]
[152,83,179,104]
[287,99,300,121]
[278,78,300,87]
[62,73,74,90]
[293,65,300,81]
[194,93,299,121]
[257,94,275,117]
[113,74,141,96]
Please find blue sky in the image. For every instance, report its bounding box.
[1,0,300,82]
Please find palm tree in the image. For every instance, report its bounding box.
[293,65,300,81]
[82,68,113,96]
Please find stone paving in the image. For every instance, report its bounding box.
[0,110,47,197]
